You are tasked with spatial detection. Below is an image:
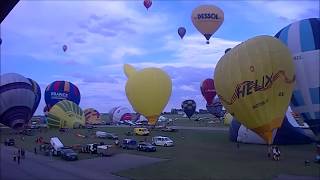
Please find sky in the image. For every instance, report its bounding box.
[1,0,319,115]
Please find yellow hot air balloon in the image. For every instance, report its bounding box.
[124,64,172,125]
[214,35,295,144]
[191,5,224,44]
[47,100,85,129]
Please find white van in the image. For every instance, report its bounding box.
[96,131,107,138]
[152,136,174,147]
[50,137,64,155]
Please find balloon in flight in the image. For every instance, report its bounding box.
[191,5,224,44]
[62,45,67,52]
[143,0,152,10]
[124,64,172,125]
[214,35,296,144]
[178,27,186,39]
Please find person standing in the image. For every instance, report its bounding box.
[17,155,20,164]
[13,152,17,162]
[34,147,37,154]
[21,148,25,159]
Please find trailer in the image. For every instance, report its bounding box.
[50,137,64,156]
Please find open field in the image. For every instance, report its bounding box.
[1,126,319,180]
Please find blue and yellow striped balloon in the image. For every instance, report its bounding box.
[275,18,320,135]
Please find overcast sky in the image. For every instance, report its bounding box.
[1,0,318,115]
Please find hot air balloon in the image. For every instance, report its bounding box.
[0,73,37,129]
[229,110,313,145]
[143,0,152,10]
[47,100,85,129]
[84,108,101,125]
[200,78,216,105]
[191,5,224,44]
[124,64,172,125]
[27,78,41,116]
[182,100,196,119]
[206,96,224,118]
[275,18,320,136]
[178,27,186,39]
[214,35,296,144]
[111,106,132,124]
[62,45,67,52]
[45,81,81,111]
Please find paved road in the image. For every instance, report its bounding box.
[1,145,164,180]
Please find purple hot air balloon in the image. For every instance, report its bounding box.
[143,0,152,10]
[178,27,186,39]
[62,45,67,52]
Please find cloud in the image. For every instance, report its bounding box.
[247,1,319,22]
[180,85,197,92]
[111,47,145,60]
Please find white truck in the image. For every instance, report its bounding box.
[97,145,116,156]
[50,137,64,156]
[96,131,107,138]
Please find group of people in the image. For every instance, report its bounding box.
[13,148,25,164]
[268,146,281,161]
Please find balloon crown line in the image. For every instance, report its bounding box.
[219,70,296,105]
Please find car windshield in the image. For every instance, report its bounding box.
[142,143,152,146]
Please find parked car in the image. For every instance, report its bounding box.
[152,136,174,147]
[97,145,116,156]
[96,131,107,138]
[121,139,137,150]
[137,142,156,152]
[4,138,15,146]
[161,127,178,132]
[105,133,118,140]
[134,128,150,136]
[60,148,78,161]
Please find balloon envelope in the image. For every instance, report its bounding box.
[27,78,41,116]
[0,73,36,129]
[47,100,85,129]
[206,96,224,118]
[275,18,320,135]
[111,106,132,123]
[63,45,67,52]
[181,100,196,119]
[45,81,81,111]
[178,27,186,39]
[84,108,101,125]
[214,35,296,144]
[200,78,216,105]
[124,64,172,125]
[191,5,224,44]
[143,0,152,10]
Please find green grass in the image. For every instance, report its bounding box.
[1,127,319,179]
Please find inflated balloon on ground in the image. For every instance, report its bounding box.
[214,35,296,144]
[0,73,38,129]
[124,64,172,125]
[47,100,85,129]
[275,18,320,136]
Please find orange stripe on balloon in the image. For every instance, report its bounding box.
[64,81,70,92]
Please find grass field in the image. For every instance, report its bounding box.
[1,126,319,180]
